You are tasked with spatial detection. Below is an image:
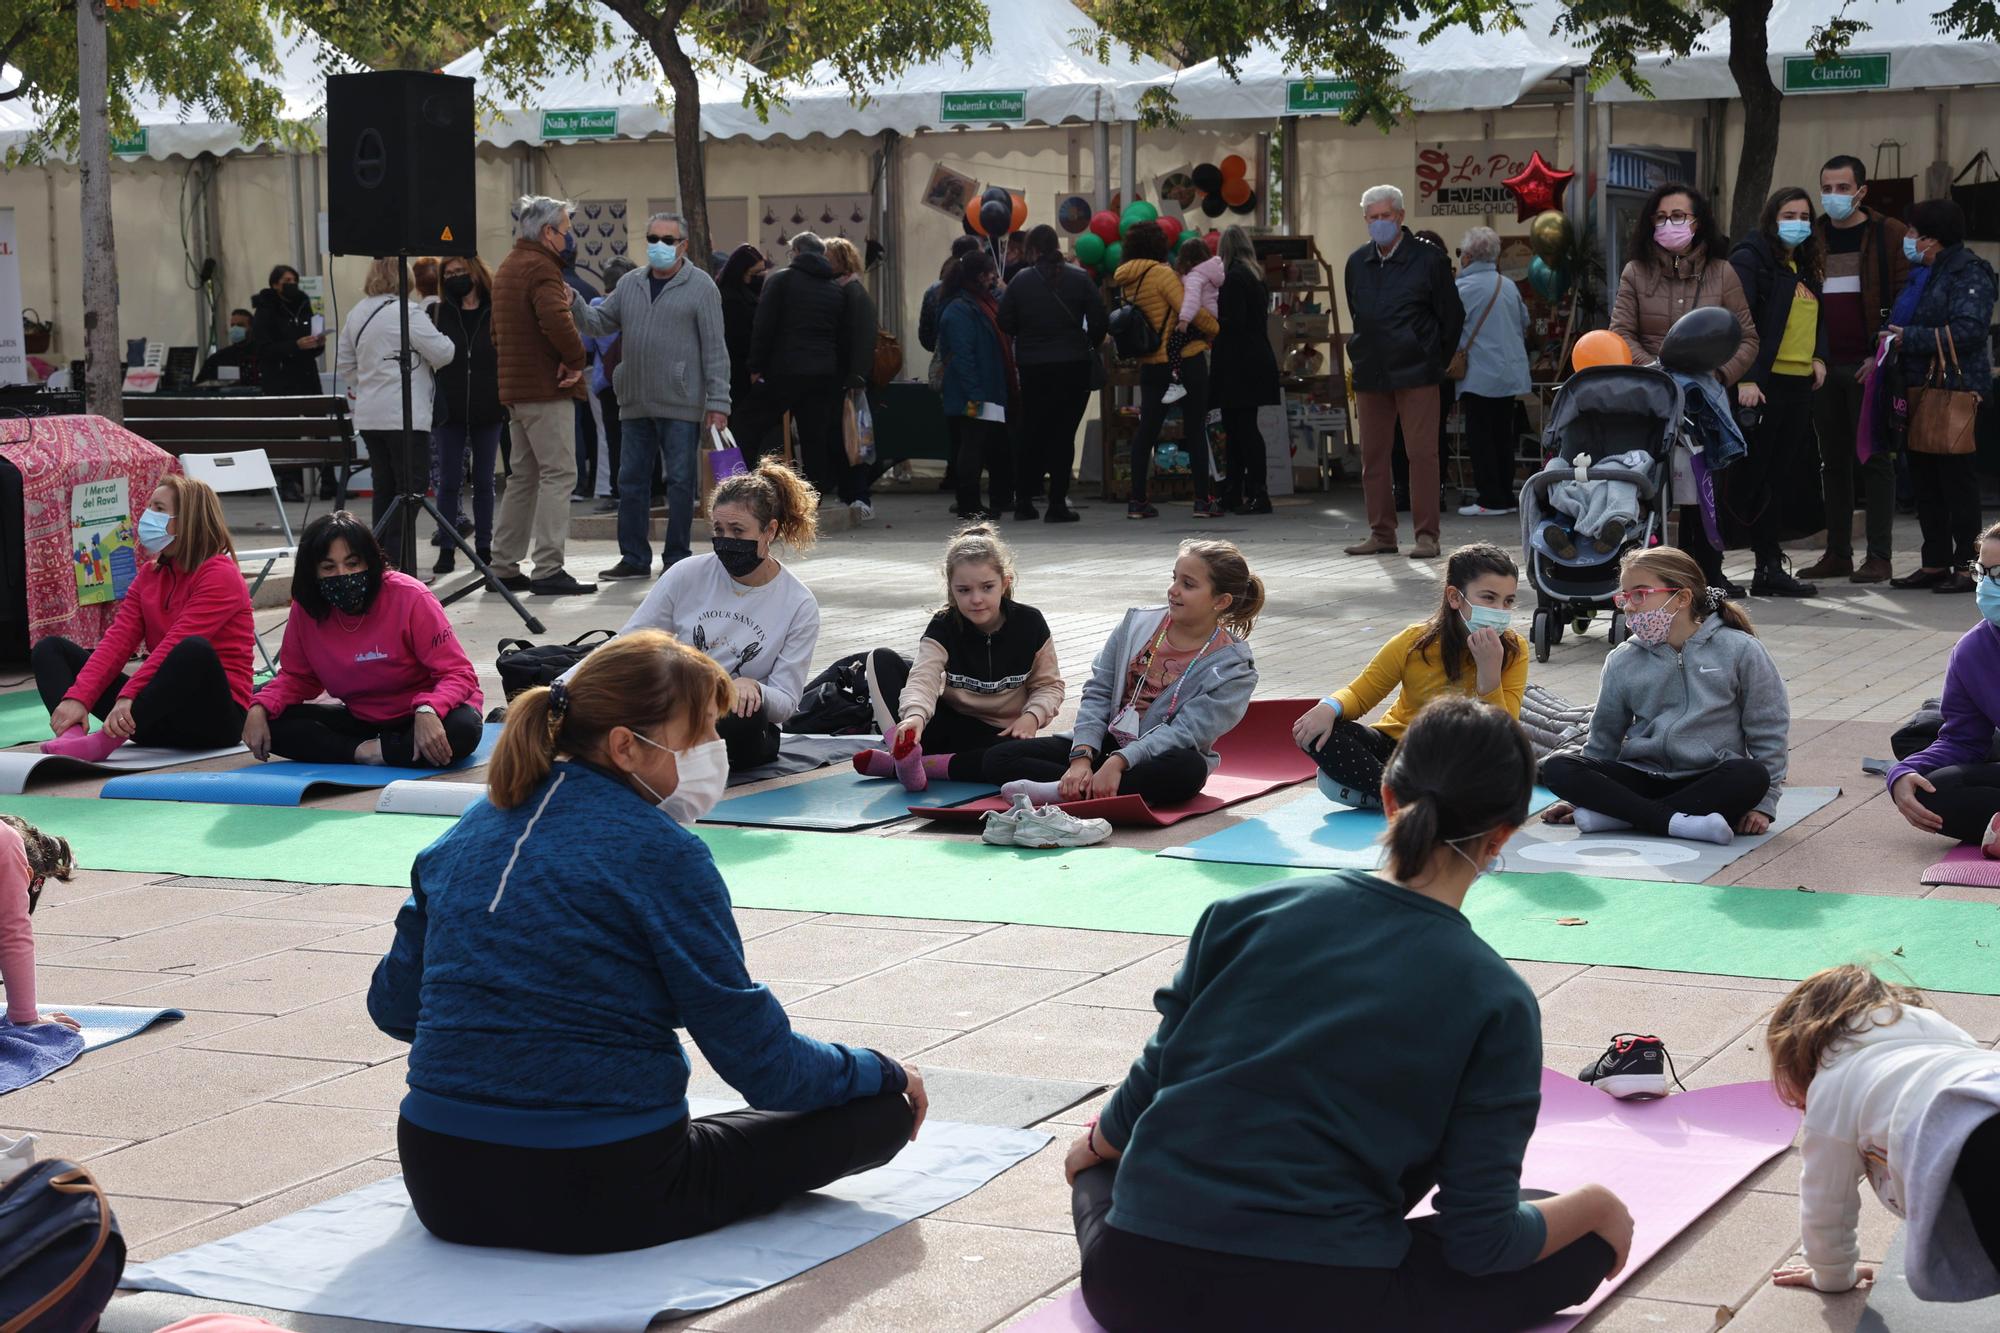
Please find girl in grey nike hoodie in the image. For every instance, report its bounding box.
[1541,547,1789,845]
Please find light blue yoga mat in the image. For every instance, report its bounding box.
[1162,786,1561,871]
[97,724,502,807]
[1,1004,184,1093]
[699,769,998,831]
[122,1103,1048,1333]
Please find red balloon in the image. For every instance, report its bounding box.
[1220,154,1248,181]
[1500,151,1576,224]
[1158,215,1183,247]
[966,197,986,237]
[1204,230,1220,256]
[1088,210,1120,244]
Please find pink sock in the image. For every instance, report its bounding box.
[922,754,954,781]
[894,740,928,793]
[852,749,898,778]
[42,728,128,762]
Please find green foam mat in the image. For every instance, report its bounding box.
[0,690,48,747]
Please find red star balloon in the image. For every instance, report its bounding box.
[1501,151,1575,223]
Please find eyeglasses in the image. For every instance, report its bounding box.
[1652,210,1694,227]
[1977,562,2000,585]
[646,233,683,245]
[1610,586,1681,610]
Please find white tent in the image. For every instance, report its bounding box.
[1595,0,2000,103]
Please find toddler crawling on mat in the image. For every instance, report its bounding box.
[0,814,79,1033]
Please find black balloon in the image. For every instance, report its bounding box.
[979,198,1012,236]
[1659,305,1743,376]
[983,184,1011,205]
[1201,192,1227,217]
[1191,163,1224,194]
[1228,190,1257,215]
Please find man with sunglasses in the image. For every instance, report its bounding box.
[573,212,732,582]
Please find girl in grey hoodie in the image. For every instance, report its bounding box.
[1541,547,1789,845]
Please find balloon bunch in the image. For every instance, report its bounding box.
[1499,151,1579,304]
[964,183,1026,238]
[1073,199,1181,277]
[1188,155,1257,217]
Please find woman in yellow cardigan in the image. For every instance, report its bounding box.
[1113,222,1221,520]
[1292,543,1528,807]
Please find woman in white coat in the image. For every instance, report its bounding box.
[337,258,457,528]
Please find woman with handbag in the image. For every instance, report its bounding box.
[1115,222,1221,520]
[1212,226,1281,515]
[1451,227,1531,518]
[1889,199,1998,595]
[998,225,1108,524]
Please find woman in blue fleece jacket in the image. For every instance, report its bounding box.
[369,629,927,1253]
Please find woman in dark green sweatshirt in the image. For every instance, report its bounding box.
[1067,695,1633,1331]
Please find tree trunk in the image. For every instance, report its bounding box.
[655,37,711,268]
[76,0,121,423]
[1725,0,1781,245]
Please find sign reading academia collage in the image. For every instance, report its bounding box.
[70,477,138,606]
[939,91,1027,124]
[1414,139,1557,219]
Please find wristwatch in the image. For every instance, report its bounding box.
[414,704,438,718]
[1068,744,1095,761]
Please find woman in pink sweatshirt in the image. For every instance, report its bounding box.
[0,814,79,1032]
[33,473,256,762]
[243,512,483,767]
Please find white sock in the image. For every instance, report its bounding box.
[1571,808,1633,834]
[1000,779,1061,806]
[1668,811,1734,846]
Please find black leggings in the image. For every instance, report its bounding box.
[1307,720,1398,795]
[719,706,782,772]
[982,734,1209,805]
[1071,1164,1614,1333]
[1220,406,1268,507]
[1957,1113,2000,1271]
[1019,360,1094,510]
[1913,763,2000,844]
[266,701,484,768]
[949,415,1014,517]
[866,648,1007,783]
[1541,753,1770,836]
[398,1090,913,1254]
[1130,354,1211,505]
[32,634,246,750]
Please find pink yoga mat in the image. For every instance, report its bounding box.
[1921,844,2000,888]
[1010,1074,1800,1333]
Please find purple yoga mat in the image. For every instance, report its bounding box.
[1011,1074,1800,1333]
[1921,844,2000,888]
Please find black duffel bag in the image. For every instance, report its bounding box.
[496,630,616,700]
[0,1159,125,1333]
[783,651,905,735]
[1890,695,2000,762]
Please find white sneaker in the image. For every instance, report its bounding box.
[1011,800,1113,849]
[1457,504,1517,517]
[982,794,1033,846]
[1161,381,1188,405]
[1316,771,1381,810]
[849,500,875,522]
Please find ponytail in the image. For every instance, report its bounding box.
[486,687,560,809]
[1379,696,1535,882]
[1703,587,1756,635]
[1383,788,1445,882]
[1622,547,1756,636]
[711,460,819,553]
[1179,538,1265,639]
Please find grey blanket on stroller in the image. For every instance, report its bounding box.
[1521,683,1593,760]
[1543,448,1654,542]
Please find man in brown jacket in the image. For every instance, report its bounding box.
[490,195,594,597]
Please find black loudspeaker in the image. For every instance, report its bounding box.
[326,71,476,257]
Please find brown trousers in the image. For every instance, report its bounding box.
[1356,386,1441,543]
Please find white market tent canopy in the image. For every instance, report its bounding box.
[1594,0,2000,103]
[0,20,359,160]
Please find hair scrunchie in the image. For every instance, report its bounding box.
[1702,586,1729,614]
[545,680,570,746]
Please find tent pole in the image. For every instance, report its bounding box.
[1121,120,1138,206]
[1281,116,1299,234]
[1594,100,1611,305]
[1570,68,1586,203]
[305,148,323,277]
[878,129,902,339]
[1255,130,1271,229]
[288,150,307,273]
[1093,121,1111,210]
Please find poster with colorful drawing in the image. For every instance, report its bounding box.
[71,478,137,606]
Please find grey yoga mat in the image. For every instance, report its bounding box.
[1857,1229,2000,1332]
[1500,785,1839,884]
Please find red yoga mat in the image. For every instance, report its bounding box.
[913,698,1318,829]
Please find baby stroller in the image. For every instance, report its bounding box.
[1518,364,1687,662]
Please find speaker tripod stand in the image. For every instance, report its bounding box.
[370,254,545,636]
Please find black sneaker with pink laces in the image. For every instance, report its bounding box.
[1576,1033,1686,1099]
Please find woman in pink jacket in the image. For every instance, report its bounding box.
[243,512,483,767]
[1,813,78,1033]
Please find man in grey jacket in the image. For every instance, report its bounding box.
[573,212,730,579]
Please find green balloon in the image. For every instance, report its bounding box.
[1103,241,1124,272]
[1117,200,1158,238]
[1074,232,1105,266]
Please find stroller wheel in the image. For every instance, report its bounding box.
[1532,609,1553,664]
[1607,609,1630,648]
[1571,614,1593,635]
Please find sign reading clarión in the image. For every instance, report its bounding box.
[939,91,1027,124]
[539,108,618,140]
[1782,53,1891,93]
[1285,78,1357,115]
[110,129,148,157]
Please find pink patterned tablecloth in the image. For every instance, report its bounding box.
[0,414,178,648]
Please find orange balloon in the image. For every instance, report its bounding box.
[1009,192,1027,232]
[1220,154,1248,181]
[1571,329,1634,372]
[965,197,986,236]
[1220,177,1252,207]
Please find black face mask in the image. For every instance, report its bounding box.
[749,272,766,295]
[320,571,372,615]
[279,282,302,303]
[442,274,474,302]
[712,536,764,578]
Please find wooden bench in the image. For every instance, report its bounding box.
[122,395,361,505]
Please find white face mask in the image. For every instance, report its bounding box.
[629,731,729,824]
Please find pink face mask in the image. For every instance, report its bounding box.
[1654,221,1696,254]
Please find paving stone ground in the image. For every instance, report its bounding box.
[5,473,1990,1333]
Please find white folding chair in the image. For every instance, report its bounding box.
[180,450,297,672]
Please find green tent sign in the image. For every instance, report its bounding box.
[1782,53,1890,93]
[940,91,1027,124]
[1285,78,1357,115]
[110,129,148,157]
[539,108,618,140]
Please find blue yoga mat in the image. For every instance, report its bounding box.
[1161,786,1560,871]
[1,1004,184,1094]
[699,769,998,831]
[97,724,501,807]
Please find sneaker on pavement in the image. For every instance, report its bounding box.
[592,497,619,514]
[1316,771,1381,810]
[598,561,651,581]
[1127,501,1159,520]
[529,571,598,597]
[1457,504,1517,517]
[850,500,875,522]
[982,794,1034,846]
[1577,1033,1684,1099]
[1161,381,1188,405]
[1011,801,1113,849]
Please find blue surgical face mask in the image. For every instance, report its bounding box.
[1978,577,2000,626]
[1367,217,1400,248]
[1820,192,1857,222]
[1777,219,1813,247]
[647,240,678,270]
[1462,604,1513,634]
[1904,235,1923,264]
[227,325,247,345]
[137,508,173,553]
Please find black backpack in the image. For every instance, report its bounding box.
[1107,267,1165,360]
[782,651,904,735]
[0,1160,125,1333]
[495,630,616,700]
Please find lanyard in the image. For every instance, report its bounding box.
[1131,615,1223,719]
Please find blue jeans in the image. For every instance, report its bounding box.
[620,416,699,571]
[433,422,502,553]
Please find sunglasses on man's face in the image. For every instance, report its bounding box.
[647,233,683,245]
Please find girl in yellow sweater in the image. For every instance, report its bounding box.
[1292,543,1528,807]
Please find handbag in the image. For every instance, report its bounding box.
[870,330,903,387]
[841,389,876,465]
[0,1159,125,1333]
[705,425,745,482]
[1446,275,1504,381]
[1907,329,1980,456]
[495,630,617,700]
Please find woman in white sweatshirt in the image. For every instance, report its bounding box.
[336,258,457,529]
[1767,964,2000,1302]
